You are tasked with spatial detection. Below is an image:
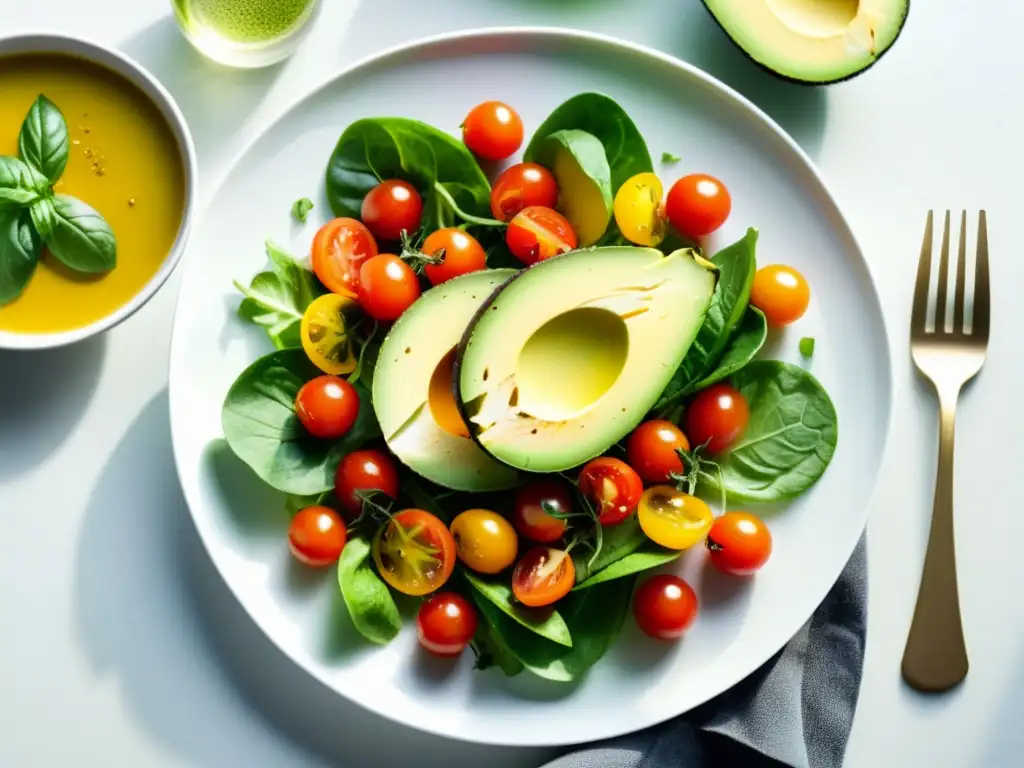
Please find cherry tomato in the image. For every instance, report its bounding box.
[300,293,360,375]
[637,486,713,550]
[335,449,399,516]
[512,546,576,607]
[633,574,698,640]
[417,592,479,657]
[750,264,811,327]
[422,228,487,286]
[311,217,378,297]
[288,506,347,567]
[506,206,578,266]
[450,509,518,575]
[512,481,571,543]
[578,457,643,526]
[360,180,423,242]
[373,509,456,596]
[685,384,749,454]
[358,254,421,322]
[613,172,667,247]
[626,420,690,485]
[665,174,731,238]
[707,512,772,576]
[462,101,524,161]
[294,375,359,439]
[490,163,559,221]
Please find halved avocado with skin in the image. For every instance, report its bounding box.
[373,269,520,491]
[703,0,909,85]
[532,130,613,246]
[456,247,718,473]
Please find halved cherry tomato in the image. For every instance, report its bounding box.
[750,264,811,327]
[300,293,360,375]
[512,546,575,607]
[633,574,698,640]
[626,420,690,485]
[335,449,399,517]
[512,481,571,543]
[684,383,749,454]
[361,180,423,242]
[490,163,559,221]
[506,206,578,266]
[450,509,518,575]
[665,174,731,238]
[578,457,643,526]
[614,172,667,247]
[311,217,378,297]
[294,375,359,439]
[417,592,478,657]
[707,512,772,576]
[462,101,523,161]
[372,509,456,596]
[422,228,487,286]
[288,506,347,567]
[358,254,421,322]
[637,486,713,550]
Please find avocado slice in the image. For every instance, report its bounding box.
[456,248,718,473]
[533,130,613,246]
[373,269,520,491]
[703,0,909,84]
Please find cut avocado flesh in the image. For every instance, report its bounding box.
[457,247,718,473]
[373,269,520,491]
[703,0,908,84]
[534,130,613,246]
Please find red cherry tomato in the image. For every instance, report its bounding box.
[416,592,479,657]
[665,174,731,238]
[462,101,524,161]
[360,180,423,242]
[490,163,559,221]
[707,512,772,576]
[288,506,347,567]
[626,420,691,485]
[335,449,400,517]
[750,264,811,327]
[685,384,749,454]
[294,375,360,439]
[311,218,378,297]
[358,254,422,321]
[506,206,577,266]
[512,481,571,543]
[633,574,698,640]
[578,457,643,525]
[422,228,487,285]
[512,546,575,607]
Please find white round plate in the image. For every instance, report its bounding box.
[169,28,892,747]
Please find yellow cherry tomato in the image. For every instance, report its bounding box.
[300,293,360,375]
[449,509,518,575]
[613,172,667,247]
[750,264,811,327]
[372,509,456,596]
[637,485,713,550]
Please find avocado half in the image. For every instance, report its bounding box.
[455,247,718,473]
[373,269,520,491]
[702,0,909,85]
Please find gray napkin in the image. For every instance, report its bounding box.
[543,535,867,768]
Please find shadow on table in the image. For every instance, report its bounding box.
[73,391,556,768]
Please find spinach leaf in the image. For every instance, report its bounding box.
[573,543,680,591]
[18,94,70,184]
[400,471,448,520]
[463,570,572,647]
[0,208,42,306]
[337,537,402,645]
[0,156,42,209]
[524,93,653,192]
[43,194,116,273]
[572,516,647,583]
[709,361,838,502]
[291,197,314,223]
[531,129,614,245]
[221,348,381,495]
[691,306,767,392]
[235,240,322,349]
[284,489,332,515]
[471,620,524,677]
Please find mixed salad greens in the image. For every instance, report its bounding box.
[222,93,838,681]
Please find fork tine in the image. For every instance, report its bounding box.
[953,211,967,332]
[934,211,951,334]
[912,211,934,332]
[974,210,990,339]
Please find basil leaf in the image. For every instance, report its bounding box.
[337,537,402,645]
[463,570,573,647]
[0,157,42,209]
[572,515,647,583]
[291,196,314,223]
[18,94,70,183]
[691,306,767,392]
[0,208,42,306]
[235,240,322,350]
[30,196,56,239]
[573,543,680,591]
[221,348,381,495]
[43,194,116,273]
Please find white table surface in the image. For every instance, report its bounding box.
[2,1,1022,766]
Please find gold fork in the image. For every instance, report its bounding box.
[902,210,989,693]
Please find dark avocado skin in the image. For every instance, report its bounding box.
[700,0,910,86]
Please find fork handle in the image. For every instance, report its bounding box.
[901,387,969,692]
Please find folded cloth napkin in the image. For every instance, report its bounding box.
[543,535,867,768]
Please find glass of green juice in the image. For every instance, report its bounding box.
[171,0,321,68]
